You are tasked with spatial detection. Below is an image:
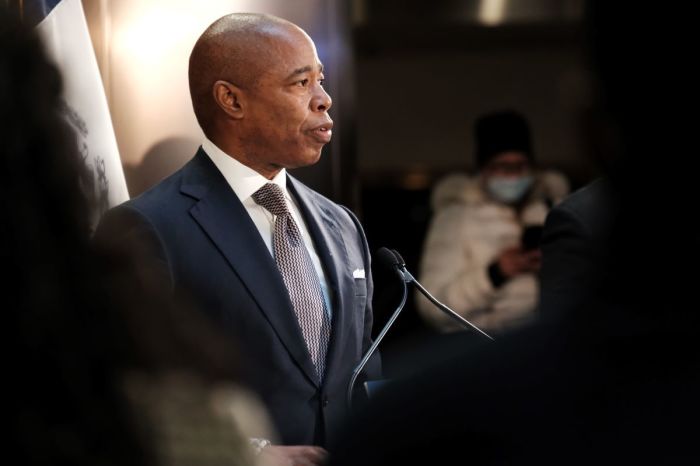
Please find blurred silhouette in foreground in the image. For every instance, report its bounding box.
[2,10,274,466]
[417,109,568,334]
[329,2,699,464]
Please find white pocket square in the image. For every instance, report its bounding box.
[353,268,365,279]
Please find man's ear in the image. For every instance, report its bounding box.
[213,80,245,119]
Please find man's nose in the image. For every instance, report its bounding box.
[312,84,332,112]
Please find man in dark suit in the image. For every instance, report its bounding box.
[96,13,379,465]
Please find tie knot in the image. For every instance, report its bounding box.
[252,183,290,217]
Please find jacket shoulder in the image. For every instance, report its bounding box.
[535,170,570,204]
[555,177,614,232]
[430,173,484,210]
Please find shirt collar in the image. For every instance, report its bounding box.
[201,137,289,203]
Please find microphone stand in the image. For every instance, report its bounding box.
[345,262,409,409]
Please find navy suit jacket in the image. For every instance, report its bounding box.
[96,148,380,446]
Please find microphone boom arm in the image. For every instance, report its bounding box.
[401,267,494,341]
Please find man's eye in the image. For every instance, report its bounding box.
[297,79,309,86]
[319,79,325,87]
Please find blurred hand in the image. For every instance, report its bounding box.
[497,247,542,279]
[259,445,328,466]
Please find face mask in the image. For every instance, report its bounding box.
[486,175,534,204]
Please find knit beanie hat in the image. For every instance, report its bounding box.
[474,110,534,168]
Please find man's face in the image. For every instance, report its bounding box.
[240,28,333,175]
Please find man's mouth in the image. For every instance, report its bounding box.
[309,121,333,143]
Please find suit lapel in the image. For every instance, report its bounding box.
[287,176,353,385]
[181,150,319,387]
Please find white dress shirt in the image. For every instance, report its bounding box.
[201,138,333,317]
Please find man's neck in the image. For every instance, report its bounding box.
[208,136,281,180]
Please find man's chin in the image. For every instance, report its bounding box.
[290,150,324,169]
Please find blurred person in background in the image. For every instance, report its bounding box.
[2,9,277,466]
[416,110,569,334]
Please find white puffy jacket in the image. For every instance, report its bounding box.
[416,171,569,333]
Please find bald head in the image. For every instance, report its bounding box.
[188,13,332,178]
[188,13,309,136]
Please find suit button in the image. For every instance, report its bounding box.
[322,396,329,407]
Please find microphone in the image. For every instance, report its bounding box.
[346,247,410,408]
[387,247,495,342]
[377,246,403,269]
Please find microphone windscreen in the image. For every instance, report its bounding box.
[376,247,400,269]
[391,249,406,266]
